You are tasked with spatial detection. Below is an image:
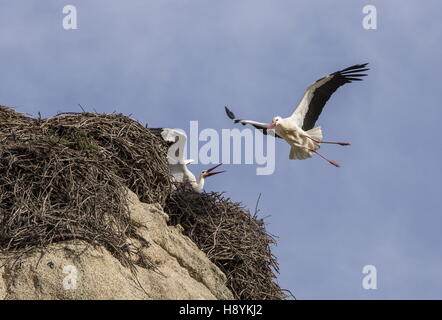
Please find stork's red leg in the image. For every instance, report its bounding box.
[321,141,350,146]
[306,136,350,146]
[310,149,341,168]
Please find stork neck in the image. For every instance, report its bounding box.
[192,174,205,192]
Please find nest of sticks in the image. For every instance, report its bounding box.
[0,106,172,269]
[0,105,286,299]
[165,186,286,300]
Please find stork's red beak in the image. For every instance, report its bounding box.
[267,122,276,129]
[204,163,225,177]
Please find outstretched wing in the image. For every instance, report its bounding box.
[290,63,369,130]
[224,106,281,139]
[160,128,195,183]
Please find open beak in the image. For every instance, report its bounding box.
[204,163,225,178]
[267,122,276,129]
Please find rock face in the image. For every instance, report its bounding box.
[0,190,234,300]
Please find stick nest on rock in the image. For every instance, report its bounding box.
[0,106,286,299]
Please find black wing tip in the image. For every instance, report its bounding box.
[225,106,246,125]
[334,63,370,82]
[224,106,236,120]
[343,62,369,69]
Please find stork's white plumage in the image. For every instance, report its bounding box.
[225,63,369,167]
[161,128,224,192]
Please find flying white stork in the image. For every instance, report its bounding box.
[161,128,225,192]
[225,63,369,167]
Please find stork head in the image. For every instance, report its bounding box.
[201,163,225,179]
[267,116,282,129]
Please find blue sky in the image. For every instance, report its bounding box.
[1,0,441,299]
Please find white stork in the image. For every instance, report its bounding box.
[225,63,369,167]
[161,128,225,192]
